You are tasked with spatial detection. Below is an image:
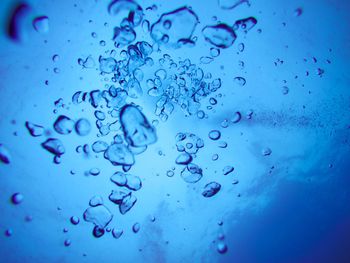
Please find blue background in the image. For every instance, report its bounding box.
[0,0,350,262]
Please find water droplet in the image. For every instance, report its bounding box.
[11,193,24,204]
[208,130,221,140]
[202,182,221,197]
[202,24,237,48]
[212,154,219,161]
[75,118,91,136]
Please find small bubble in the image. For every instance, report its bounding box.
[166,170,175,177]
[64,239,71,247]
[209,130,221,140]
[234,76,246,86]
[132,222,140,233]
[282,86,289,95]
[238,43,245,52]
[212,154,219,161]
[225,110,236,122]
[220,119,229,128]
[210,48,220,57]
[217,242,228,254]
[70,216,80,225]
[11,193,24,204]
[5,229,13,237]
[112,228,123,239]
[262,147,272,156]
[89,168,100,176]
[294,7,303,17]
[52,54,59,62]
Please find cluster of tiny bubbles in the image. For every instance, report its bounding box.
[2,0,265,254]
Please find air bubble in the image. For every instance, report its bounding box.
[41,138,65,156]
[181,163,203,183]
[53,115,74,135]
[262,147,272,156]
[33,16,49,34]
[218,0,250,10]
[132,222,140,233]
[25,122,44,137]
[217,242,228,254]
[11,193,24,204]
[175,152,193,165]
[202,182,221,197]
[208,130,221,140]
[151,7,199,48]
[231,111,241,123]
[234,76,246,86]
[83,204,113,229]
[75,118,91,136]
[70,216,80,225]
[0,144,11,164]
[202,24,237,48]
[223,166,234,175]
[112,228,123,239]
